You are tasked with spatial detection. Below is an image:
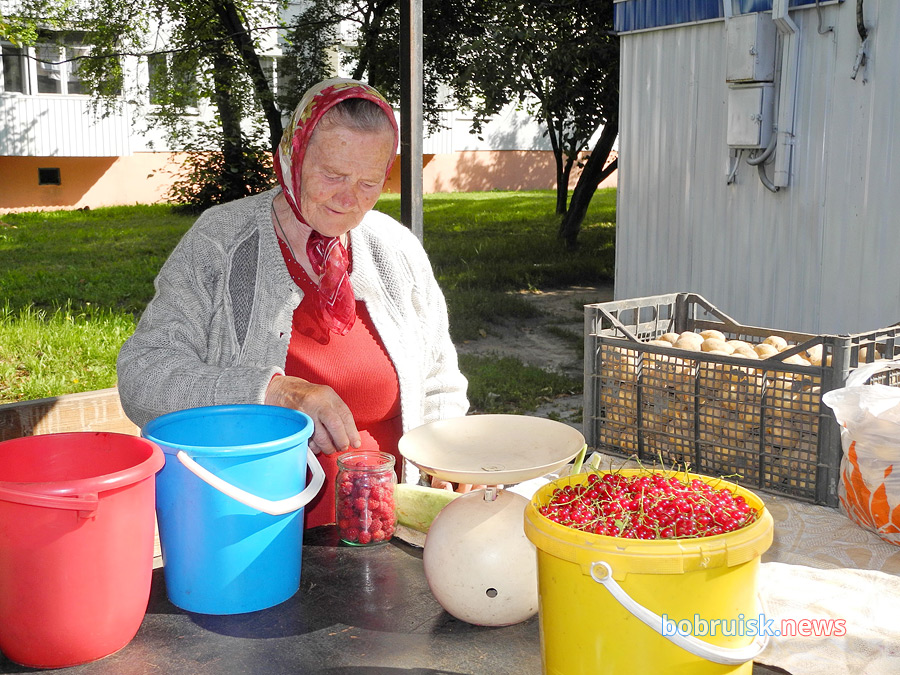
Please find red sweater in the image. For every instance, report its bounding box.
[279,240,402,528]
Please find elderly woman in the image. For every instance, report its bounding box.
[117,78,469,527]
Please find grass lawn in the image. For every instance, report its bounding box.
[0,189,616,410]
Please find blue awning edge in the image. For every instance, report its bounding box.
[614,0,841,34]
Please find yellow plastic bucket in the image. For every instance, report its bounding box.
[524,469,774,675]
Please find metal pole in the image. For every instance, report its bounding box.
[400,0,424,240]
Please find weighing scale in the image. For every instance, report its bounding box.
[398,414,586,626]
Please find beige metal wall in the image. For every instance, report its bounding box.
[615,0,900,335]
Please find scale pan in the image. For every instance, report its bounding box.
[398,414,586,485]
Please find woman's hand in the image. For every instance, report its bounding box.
[430,476,487,494]
[265,375,361,455]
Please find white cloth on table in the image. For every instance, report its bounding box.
[757,562,900,675]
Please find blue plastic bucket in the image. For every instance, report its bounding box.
[143,404,323,615]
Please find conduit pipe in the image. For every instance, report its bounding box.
[851,0,869,81]
[746,132,777,166]
[772,0,799,188]
[723,0,736,184]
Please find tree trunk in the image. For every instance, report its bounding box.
[547,119,567,215]
[555,165,569,215]
[211,0,284,152]
[351,0,395,83]
[558,119,618,249]
[212,51,247,202]
[556,154,576,216]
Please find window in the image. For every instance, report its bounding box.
[147,51,199,108]
[259,56,276,94]
[260,56,290,111]
[38,167,61,185]
[65,46,89,95]
[3,36,117,97]
[273,55,298,111]
[1,44,27,93]
[147,52,166,105]
[36,44,63,94]
[31,39,91,96]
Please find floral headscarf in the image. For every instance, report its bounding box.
[274,78,399,335]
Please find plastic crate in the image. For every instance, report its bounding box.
[583,292,900,506]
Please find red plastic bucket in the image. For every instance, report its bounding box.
[0,432,164,668]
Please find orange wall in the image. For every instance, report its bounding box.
[383,150,617,195]
[1,150,616,213]
[0,154,185,213]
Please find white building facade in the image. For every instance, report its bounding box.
[0,3,602,212]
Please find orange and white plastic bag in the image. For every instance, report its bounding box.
[822,359,900,547]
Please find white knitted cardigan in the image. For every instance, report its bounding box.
[117,188,469,481]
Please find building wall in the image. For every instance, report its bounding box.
[0,154,183,211]
[1,148,617,213]
[385,150,617,195]
[1,13,618,213]
[0,11,617,212]
[0,86,617,212]
[614,0,899,335]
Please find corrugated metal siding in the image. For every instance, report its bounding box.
[818,0,900,334]
[423,109,454,154]
[0,95,132,157]
[615,0,900,335]
[452,104,553,152]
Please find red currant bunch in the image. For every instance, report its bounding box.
[538,471,759,540]
[337,470,396,546]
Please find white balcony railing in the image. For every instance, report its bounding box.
[0,94,132,157]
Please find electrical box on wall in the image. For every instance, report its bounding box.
[725,12,777,83]
[727,83,774,148]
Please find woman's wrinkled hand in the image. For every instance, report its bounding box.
[430,476,487,494]
[265,375,361,455]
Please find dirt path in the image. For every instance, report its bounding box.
[453,284,614,426]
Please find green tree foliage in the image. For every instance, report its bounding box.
[288,0,489,135]
[0,7,40,46]
[450,0,618,228]
[273,1,337,114]
[7,0,283,209]
[164,119,276,214]
[326,0,619,247]
[136,0,283,207]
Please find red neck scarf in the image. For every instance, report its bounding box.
[306,231,354,335]
[274,78,399,336]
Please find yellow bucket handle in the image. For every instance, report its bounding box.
[590,561,769,666]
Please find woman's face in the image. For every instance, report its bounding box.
[299,121,395,238]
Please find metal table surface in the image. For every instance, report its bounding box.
[0,525,791,675]
[0,526,543,675]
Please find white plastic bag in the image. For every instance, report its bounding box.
[822,359,900,546]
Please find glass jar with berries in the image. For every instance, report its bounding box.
[335,451,397,546]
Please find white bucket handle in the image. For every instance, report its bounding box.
[176,448,325,516]
[589,561,769,666]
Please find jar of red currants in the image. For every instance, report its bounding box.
[335,451,397,546]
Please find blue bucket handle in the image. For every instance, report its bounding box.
[176,448,325,516]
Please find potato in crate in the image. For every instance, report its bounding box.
[583,292,900,506]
